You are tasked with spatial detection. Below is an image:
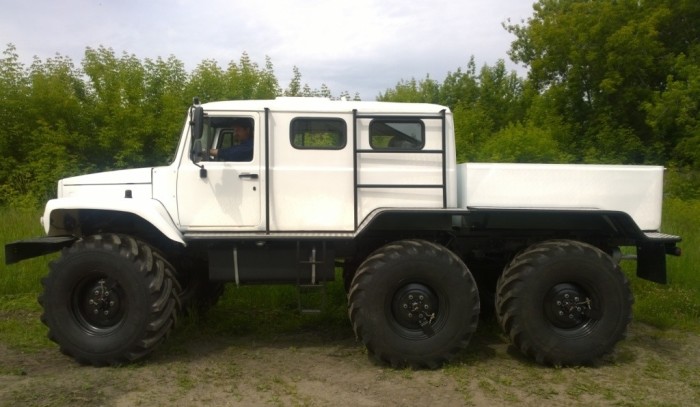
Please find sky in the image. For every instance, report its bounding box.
[0,0,536,100]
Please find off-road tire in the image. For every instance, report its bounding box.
[348,240,480,369]
[495,239,633,366]
[39,234,181,366]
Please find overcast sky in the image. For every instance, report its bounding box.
[1,0,535,100]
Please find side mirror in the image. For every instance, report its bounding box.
[191,139,205,164]
[190,100,204,140]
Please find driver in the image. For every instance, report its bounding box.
[209,119,253,161]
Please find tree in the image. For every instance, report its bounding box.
[143,55,189,160]
[379,58,529,163]
[0,44,31,204]
[82,47,153,168]
[378,75,440,103]
[225,52,280,99]
[284,66,302,96]
[185,59,227,103]
[506,0,700,165]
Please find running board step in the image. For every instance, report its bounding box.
[297,284,326,314]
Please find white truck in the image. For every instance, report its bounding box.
[6,97,681,368]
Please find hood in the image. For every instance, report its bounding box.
[58,168,153,199]
[61,167,153,185]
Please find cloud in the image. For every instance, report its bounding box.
[1,0,535,99]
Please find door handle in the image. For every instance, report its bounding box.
[239,173,259,179]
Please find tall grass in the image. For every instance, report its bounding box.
[626,197,700,330]
[0,208,51,295]
[0,208,55,351]
[662,197,699,286]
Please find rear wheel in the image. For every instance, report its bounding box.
[348,240,479,368]
[495,240,633,366]
[39,234,181,366]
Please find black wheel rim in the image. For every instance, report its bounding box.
[544,282,596,331]
[72,274,126,334]
[390,282,444,338]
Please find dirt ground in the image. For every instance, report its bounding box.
[1,317,699,407]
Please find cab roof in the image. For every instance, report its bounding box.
[201,97,450,115]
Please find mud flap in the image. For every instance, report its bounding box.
[636,242,667,284]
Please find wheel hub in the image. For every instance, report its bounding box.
[392,283,438,333]
[545,283,592,329]
[78,278,123,329]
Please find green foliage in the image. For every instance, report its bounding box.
[378,75,441,103]
[644,45,700,168]
[0,45,354,207]
[380,58,530,163]
[476,121,571,163]
[665,168,700,201]
[506,0,700,166]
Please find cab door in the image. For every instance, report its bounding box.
[176,113,263,230]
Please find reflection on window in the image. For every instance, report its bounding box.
[291,118,346,149]
[370,120,424,150]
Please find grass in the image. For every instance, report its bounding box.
[0,207,52,294]
[623,197,700,330]
[0,293,53,353]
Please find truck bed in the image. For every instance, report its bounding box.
[457,163,664,231]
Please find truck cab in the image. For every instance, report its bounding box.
[173,98,454,234]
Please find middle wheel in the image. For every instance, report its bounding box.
[348,240,480,368]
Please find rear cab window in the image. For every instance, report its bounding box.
[290,118,347,149]
[369,120,425,150]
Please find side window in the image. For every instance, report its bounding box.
[369,120,425,150]
[210,117,255,162]
[290,118,346,150]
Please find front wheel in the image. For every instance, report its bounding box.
[39,234,181,366]
[495,240,633,366]
[348,240,480,368]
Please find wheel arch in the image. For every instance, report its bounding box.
[44,198,185,251]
